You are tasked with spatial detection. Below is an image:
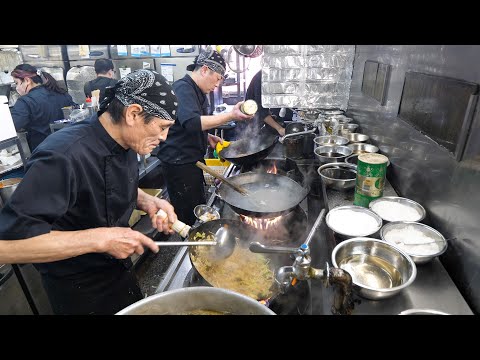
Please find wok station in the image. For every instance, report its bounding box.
[152,113,473,315]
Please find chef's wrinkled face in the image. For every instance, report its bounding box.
[136,117,173,155]
[125,105,174,155]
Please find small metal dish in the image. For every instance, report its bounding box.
[380,221,448,264]
[332,237,417,300]
[347,143,379,154]
[346,133,369,143]
[398,308,449,315]
[317,162,357,191]
[369,196,426,223]
[193,205,220,223]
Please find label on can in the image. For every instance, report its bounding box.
[354,153,389,207]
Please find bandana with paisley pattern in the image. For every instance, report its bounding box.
[99,69,177,120]
[186,49,226,77]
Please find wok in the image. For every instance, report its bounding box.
[187,219,288,301]
[217,172,309,217]
[218,132,278,167]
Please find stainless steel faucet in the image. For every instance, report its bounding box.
[249,209,355,315]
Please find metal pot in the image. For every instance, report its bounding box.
[0,178,22,204]
[116,287,276,315]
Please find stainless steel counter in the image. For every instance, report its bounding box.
[313,179,474,315]
[154,141,473,315]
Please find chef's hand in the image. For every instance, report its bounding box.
[150,198,177,235]
[208,133,223,149]
[277,127,286,136]
[232,101,255,121]
[95,227,159,259]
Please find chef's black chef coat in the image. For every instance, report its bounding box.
[11,85,76,151]
[0,115,142,314]
[157,75,209,164]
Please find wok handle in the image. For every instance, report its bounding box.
[154,241,217,246]
[195,161,249,196]
[249,241,300,254]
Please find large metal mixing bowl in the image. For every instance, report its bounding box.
[116,287,276,315]
[314,145,352,164]
[347,143,379,154]
[317,162,357,191]
[314,135,349,147]
[332,238,417,300]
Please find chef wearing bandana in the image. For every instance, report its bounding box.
[157,49,253,226]
[0,69,178,315]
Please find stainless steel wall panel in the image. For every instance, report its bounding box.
[347,45,480,314]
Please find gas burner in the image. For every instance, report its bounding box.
[238,206,307,247]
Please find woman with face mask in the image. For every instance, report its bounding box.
[10,64,76,152]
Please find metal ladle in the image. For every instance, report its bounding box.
[155,210,236,260]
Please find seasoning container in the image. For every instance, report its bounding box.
[240,100,258,115]
[353,153,389,208]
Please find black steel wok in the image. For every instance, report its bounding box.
[216,172,309,217]
[187,219,287,301]
[218,132,278,167]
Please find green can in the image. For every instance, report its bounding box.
[353,153,389,208]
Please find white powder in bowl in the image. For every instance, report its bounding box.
[384,225,442,255]
[328,209,379,236]
[371,201,421,221]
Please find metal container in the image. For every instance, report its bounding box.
[339,123,359,136]
[353,153,389,208]
[326,205,383,239]
[0,178,22,204]
[313,135,349,147]
[116,287,276,315]
[347,143,379,154]
[240,99,258,116]
[369,196,426,223]
[380,221,448,264]
[398,309,449,315]
[346,133,369,143]
[317,162,357,191]
[314,145,352,164]
[284,136,304,159]
[332,237,417,300]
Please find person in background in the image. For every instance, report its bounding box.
[157,49,254,226]
[10,64,76,152]
[236,69,286,137]
[84,58,118,103]
[0,69,178,315]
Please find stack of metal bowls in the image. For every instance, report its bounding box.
[332,237,417,300]
[313,135,349,147]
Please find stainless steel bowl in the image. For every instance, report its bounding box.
[346,133,369,143]
[116,287,276,315]
[380,221,447,264]
[194,204,220,222]
[317,162,357,191]
[347,143,379,154]
[369,196,426,223]
[398,308,449,315]
[326,205,383,239]
[314,145,352,164]
[313,135,349,147]
[332,237,417,300]
[339,123,359,136]
[0,177,22,204]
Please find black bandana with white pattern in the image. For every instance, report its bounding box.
[99,69,177,121]
[186,49,226,77]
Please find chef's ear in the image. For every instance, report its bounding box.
[124,104,143,126]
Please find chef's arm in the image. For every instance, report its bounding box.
[264,114,285,136]
[137,188,177,234]
[200,101,253,131]
[0,227,159,264]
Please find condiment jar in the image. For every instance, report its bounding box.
[241,100,258,115]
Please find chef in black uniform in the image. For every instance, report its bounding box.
[157,49,253,226]
[0,69,178,315]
